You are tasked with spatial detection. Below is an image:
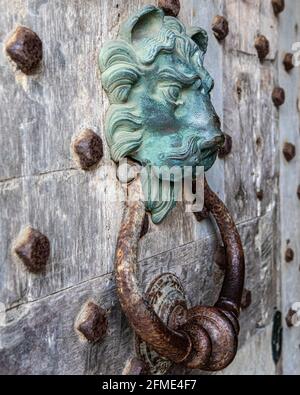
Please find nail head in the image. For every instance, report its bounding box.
[255,35,270,61]
[72,129,103,170]
[285,248,294,263]
[5,26,42,75]
[158,0,180,17]
[14,226,50,273]
[272,0,285,15]
[76,301,107,343]
[283,53,294,72]
[283,142,296,162]
[218,134,232,158]
[212,15,229,41]
[272,87,285,107]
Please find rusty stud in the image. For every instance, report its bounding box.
[214,245,227,271]
[283,53,294,72]
[158,0,180,17]
[76,301,107,343]
[140,213,149,239]
[218,134,232,159]
[256,190,264,201]
[286,307,300,328]
[272,0,285,15]
[194,206,210,222]
[14,226,50,273]
[5,26,42,75]
[282,142,296,162]
[255,35,270,61]
[272,87,285,107]
[212,16,229,41]
[241,289,252,310]
[297,185,300,200]
[285,248,294,263]
[72,129,103,170]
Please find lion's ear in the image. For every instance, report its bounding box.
[119,5,164,45]
[187,27,208,55]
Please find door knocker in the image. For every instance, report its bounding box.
[99,6,245,373]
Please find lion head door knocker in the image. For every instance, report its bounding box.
[100,6,245,374]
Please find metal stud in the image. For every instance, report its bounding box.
[75,301,107,343]
[14,226,50,273]
[158,0,180,17]
[272,87,285,107]
[212,16,229,41]
[5,26,42,75]
[255,35,270,61]
[283,53,294,72]
[283,142,296,162]
[285,248,294,263]
[272,0,285,15]
[72,129,103,170]
[218,134,232,159]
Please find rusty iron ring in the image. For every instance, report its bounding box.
[115,177,245,371]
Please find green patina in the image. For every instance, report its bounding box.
[99,5,224,224]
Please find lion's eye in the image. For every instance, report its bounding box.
[168,86,181,101]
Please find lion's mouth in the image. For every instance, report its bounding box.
[164,134,223,163]
[201,146,219,160]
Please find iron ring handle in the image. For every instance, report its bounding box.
[115,177,245,371]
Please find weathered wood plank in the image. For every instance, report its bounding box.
[0,211,277,374]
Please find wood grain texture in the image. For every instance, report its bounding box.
[0,214,276,374]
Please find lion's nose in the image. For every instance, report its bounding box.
[202,134,225,149]
[213,134,225,147]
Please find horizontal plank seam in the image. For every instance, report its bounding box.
[3,214,265,313]
[0,167,79,184]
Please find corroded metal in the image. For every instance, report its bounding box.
[283,53,294,72]
[14,226,50,273]
[158,0,181,17]
[75,301,107,343]
[5,26,42,75]
[272,87,285,107]
[115,177,244,372]
[286,306,300,328]
[272,0,285,15]
[255,35,270,61]
[103,5,244,374]
[218,134,232,159]
[72,129,103,170]
[283,142,296,162]
[100,5,224,224]
[137,273,188,374]
[285,248,294,263]
[212,16,229,41]
[115,179,192,364]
